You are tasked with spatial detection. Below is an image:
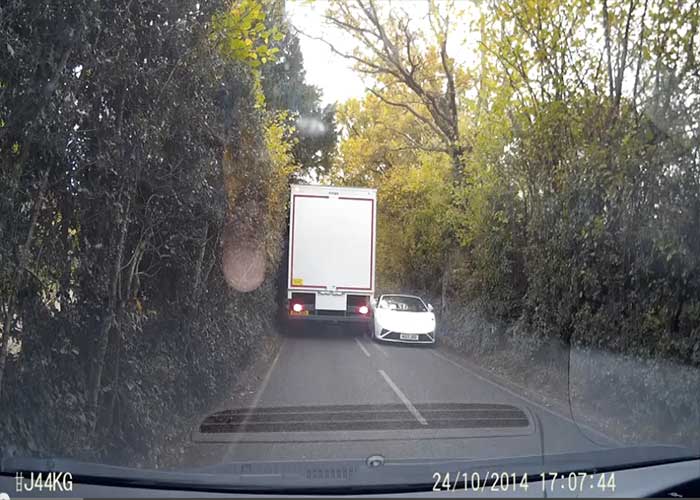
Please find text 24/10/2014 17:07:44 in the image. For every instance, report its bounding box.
[432,471,617,493]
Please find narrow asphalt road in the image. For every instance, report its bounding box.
[187,325,618,466]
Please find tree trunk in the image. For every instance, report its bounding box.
[441,250,457,313]
[614,0,636,111]
[450,143,466,183]
[0,165,50,399]
[440,267,449,313]
[87,190,132,430]
[602,0,615,99]
[632,0,650,107]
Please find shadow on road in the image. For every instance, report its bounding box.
[282,322,366,339]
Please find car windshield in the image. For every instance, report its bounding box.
[1,0,699,496]
[379,296,427,312]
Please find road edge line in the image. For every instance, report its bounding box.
[378,369,427,425]
[355,338,371,357]
[220,338,284,458]
[249,342,283,411]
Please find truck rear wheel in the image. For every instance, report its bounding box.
[365,324,374,339]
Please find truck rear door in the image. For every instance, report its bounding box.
[289,189,375,294]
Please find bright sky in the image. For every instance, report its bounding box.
[286,1,480,107]
[286,1,366,106]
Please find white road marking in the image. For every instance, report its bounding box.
[355,338,371,357]
[238,344,282,426]
[222,340,284,457]
[379,369,428,425]
[249,346,282,410]
[431,350,622,446]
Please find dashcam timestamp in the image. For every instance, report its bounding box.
[432,471,616,493]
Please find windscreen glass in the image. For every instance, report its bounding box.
[379,296,427,312]
[1,0,698,493]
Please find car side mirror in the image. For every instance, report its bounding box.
[427,304,434,312]
[370,297,377,306]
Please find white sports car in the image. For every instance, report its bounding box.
[369,294,436,345]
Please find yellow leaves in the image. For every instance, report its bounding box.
[222,144,243,211]
[264,112,298,177]
[332,91,444,186]
[210,0,284,108]
[252,77,266,109]
[330,89,454,288]
[210,0,283,69]
[375,154,453,288]
[263,112,300,264]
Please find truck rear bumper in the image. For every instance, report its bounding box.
[287,314,370,323]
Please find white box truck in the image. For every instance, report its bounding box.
[286,184,376,327]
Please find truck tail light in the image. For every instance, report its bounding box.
[292,303,304,313]
[359,305,369,315]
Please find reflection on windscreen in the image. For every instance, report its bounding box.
[379,296,427,312]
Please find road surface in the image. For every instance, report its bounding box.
[186,326,618,466]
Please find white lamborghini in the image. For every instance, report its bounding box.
[369,294,436,345]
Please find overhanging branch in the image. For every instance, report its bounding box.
[367,87,448,142]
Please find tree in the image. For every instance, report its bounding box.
[324,0,469,181]
[0,0,303,459]
[261,25,337,178]
[329,0,700,365]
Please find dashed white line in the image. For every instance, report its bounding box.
[379,369,428,425]
[431,350,621,446]
[355,338,371,357]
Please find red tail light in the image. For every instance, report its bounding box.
[292,303,303,313]
[359,305,369,315]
